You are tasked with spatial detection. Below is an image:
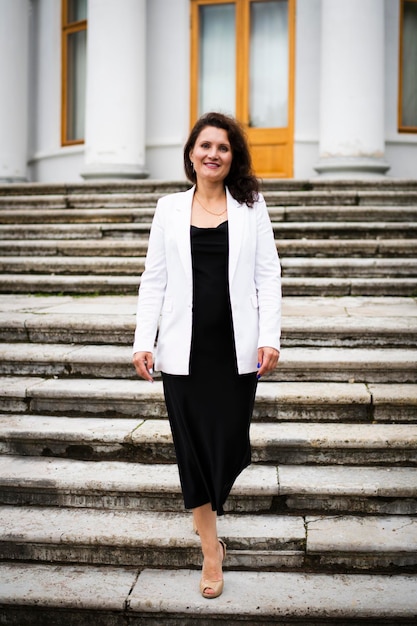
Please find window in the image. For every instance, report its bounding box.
[399,0,417,132]
[61,0,87,145]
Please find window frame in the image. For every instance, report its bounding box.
[61,0,87,146]
[398,0,417,133]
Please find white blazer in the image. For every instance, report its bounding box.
[133,186,281,375]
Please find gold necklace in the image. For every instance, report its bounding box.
[195,193,227,217]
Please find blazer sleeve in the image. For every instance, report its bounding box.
[132,199,167,354]
[254,194,282,350]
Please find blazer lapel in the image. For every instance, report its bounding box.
[174,186,194,281]
[227,187,244,284]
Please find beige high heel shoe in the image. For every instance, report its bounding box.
[200,539,227,599]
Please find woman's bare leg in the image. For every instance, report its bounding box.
[193,503,224,595]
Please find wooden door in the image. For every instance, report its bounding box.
[190,0,295,178]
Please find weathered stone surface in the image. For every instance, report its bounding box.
[0,562,136,610]
[1,182,417,623]
[128,569,417,620]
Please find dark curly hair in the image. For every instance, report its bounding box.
[183,112,259,207]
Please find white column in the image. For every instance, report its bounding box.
[82,0,147,180]
[0,0,29,182]
[315,0,390,177]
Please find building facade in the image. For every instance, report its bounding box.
[1,0,416,183]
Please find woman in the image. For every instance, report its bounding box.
[133,111,281,599]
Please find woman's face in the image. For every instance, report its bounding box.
[189,126,233,185]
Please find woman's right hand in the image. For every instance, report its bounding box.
[133,351,154,382]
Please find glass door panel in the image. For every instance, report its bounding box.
[199,3,236,115]
[249,0,288,128]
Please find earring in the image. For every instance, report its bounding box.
[191,161,194,171]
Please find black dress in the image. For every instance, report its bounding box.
[162,220,258,515]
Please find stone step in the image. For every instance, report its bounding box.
[274,204,417,222]
[1,204,417,223]
[0,207,156,223]
[263,189,417,207]
[1,311,415,348]
[282,257,417,278]
[1,255,417,279]
[0,180,189,198]
[0,294,414,348]
[1,414,417,465]
[2,377,416,423]
[274,221,417,238]
[277,238,417,257]
[1,563,416,626]
[1,237,416,258]
[0,177,416,194]
[0,455,416,514]
[1,273,416,296]
[281,277,417,297]
[1,506,416,572]
[0,343,415,383]
[2,220,417,239]
[0,255,146,275]
[1,182,417,207]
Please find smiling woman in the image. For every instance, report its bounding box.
[132,111,282,600]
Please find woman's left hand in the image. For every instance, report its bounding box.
[257,347,280,379]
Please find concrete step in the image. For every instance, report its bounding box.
[274,221,417,239]
[1,237,416,258]
[1,255,416,279]
[1,563,416,625]
[1,506,416,572]
[0,177,416,194]
[1,311,415,348]
[1,273,416,297]
[0,222,151,239]
[0,342,415,383]
[2,377,416,423]
[0,455,416,514]
[0,207,156,223]
[281,257,417,278]
[0,255,146,275]
[0,238,150,256]
[1,414,416,465]
[0,182,416,208]
[1,204,417,222]
[278,238,417,257]
[273,204,417,222]
[0,294,414,349]
[2,220,417,239]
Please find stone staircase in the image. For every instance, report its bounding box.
[0,179,416,624]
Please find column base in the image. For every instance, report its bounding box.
[314,156,390,179]
[81,163,149,181]
[0,176,28,183]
